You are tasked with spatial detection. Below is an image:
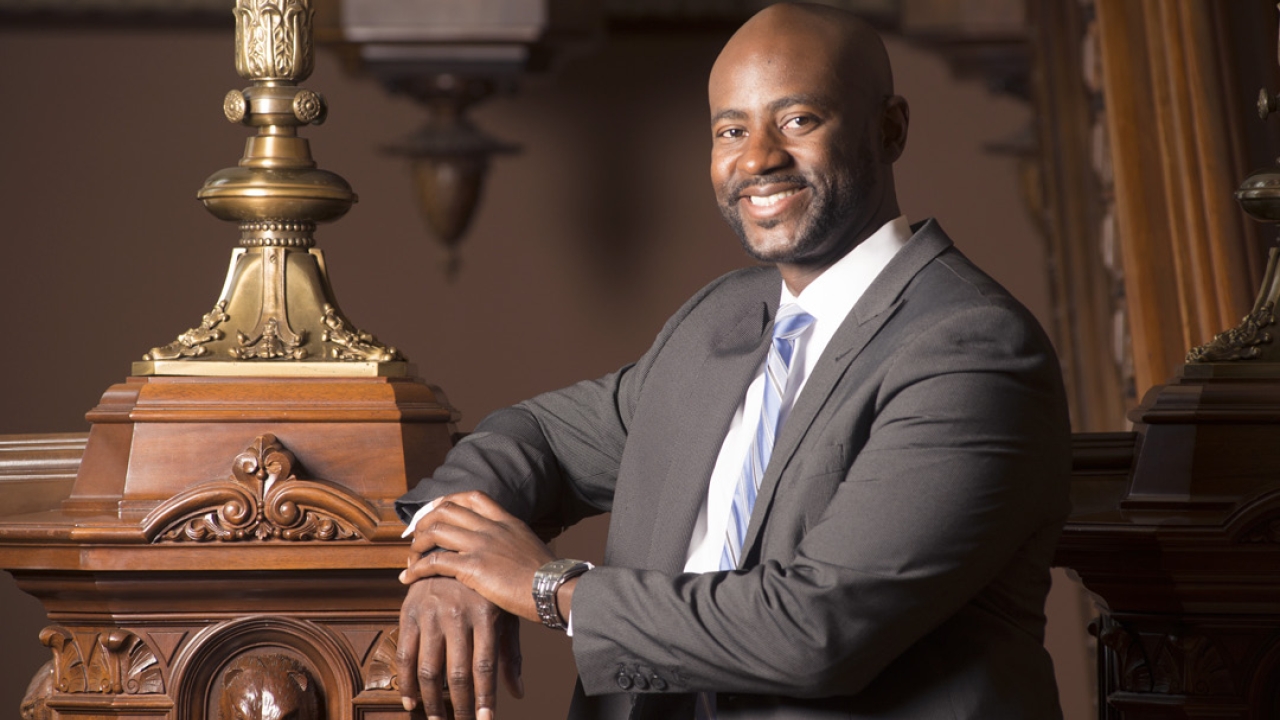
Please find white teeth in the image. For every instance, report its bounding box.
[748,189,799,207]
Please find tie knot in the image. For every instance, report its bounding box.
[773,304,815,342]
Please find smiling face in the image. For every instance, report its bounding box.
[709,5,906,289]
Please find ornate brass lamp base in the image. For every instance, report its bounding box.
[138,244,406,377]
[139,0,403,378]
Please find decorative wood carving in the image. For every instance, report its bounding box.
[1094,619,1153,694]
[20,660,54,720]
[218,653,320,720]
[141,434,379,543]
[39,626,164,695]
[360,629,399,692]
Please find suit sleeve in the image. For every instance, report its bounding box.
[395,272,741,531]
[567,300,1072,697]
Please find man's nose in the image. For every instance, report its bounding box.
[740,128,791,175]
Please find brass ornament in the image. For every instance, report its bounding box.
[223,89,247,123]
[144,301,230,361]
[1186,302,1276,363]
[292,88,326,124]
[321,304,402,362]
[232,317,308,360]
[1195,37,1280,369]
[233,0,314,82]
[141,434,379,542]
[138,0,408,376]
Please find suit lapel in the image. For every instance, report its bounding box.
[645,296,776,573]
[738,220,954,560]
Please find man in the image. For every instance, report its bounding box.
[396,4,1071,719]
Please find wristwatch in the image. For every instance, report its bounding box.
[533,558,593,630]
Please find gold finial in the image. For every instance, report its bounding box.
[138,0,405,377]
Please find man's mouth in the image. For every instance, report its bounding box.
[747,188,801,207]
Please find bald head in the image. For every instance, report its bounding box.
[712,3,894,110]
[707,2,908,292]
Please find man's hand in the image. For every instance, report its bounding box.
[400,491,558,623]
[397,577,522,720]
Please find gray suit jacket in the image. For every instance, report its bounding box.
[398,220,1072,719]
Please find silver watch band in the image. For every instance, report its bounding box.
[532,558,592,630]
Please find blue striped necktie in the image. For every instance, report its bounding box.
[720,303,815,571]
[697,304,814,720]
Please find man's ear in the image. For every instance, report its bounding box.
[880,95,909,163]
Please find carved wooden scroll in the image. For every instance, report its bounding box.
[141,434,379,542]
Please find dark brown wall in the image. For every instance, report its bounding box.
[0,26,1088,719]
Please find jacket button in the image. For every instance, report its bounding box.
[616,670,633,690]
[632,673,649,690]
[650,675,667,691]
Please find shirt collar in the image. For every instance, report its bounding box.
[780,215,912,326]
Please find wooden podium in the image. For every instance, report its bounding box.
[1060,367,1280,719]
[1,376,456,719]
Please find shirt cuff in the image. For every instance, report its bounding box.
[400,498,440,538]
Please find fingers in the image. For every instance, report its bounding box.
[396,599,420,711]
[398,584,448,719]
[471,602,503,719]
[402,544,461,585]
[398,578,516,720]
[409,500,491,556]
[445,619,476,719]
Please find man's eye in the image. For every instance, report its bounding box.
[783,116,816,132]
[716,127,746,140]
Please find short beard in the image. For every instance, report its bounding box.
[717,169,864,265]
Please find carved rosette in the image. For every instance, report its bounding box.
[142,434,378,542]
[233,0,314,82]
[1186,302,1276,363]
[38,627,163,695]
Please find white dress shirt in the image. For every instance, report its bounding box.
[405,216,913,634]
[682,216,912,572]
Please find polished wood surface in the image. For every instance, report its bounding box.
[1059,371,1280,719]
[0,375,457,719]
